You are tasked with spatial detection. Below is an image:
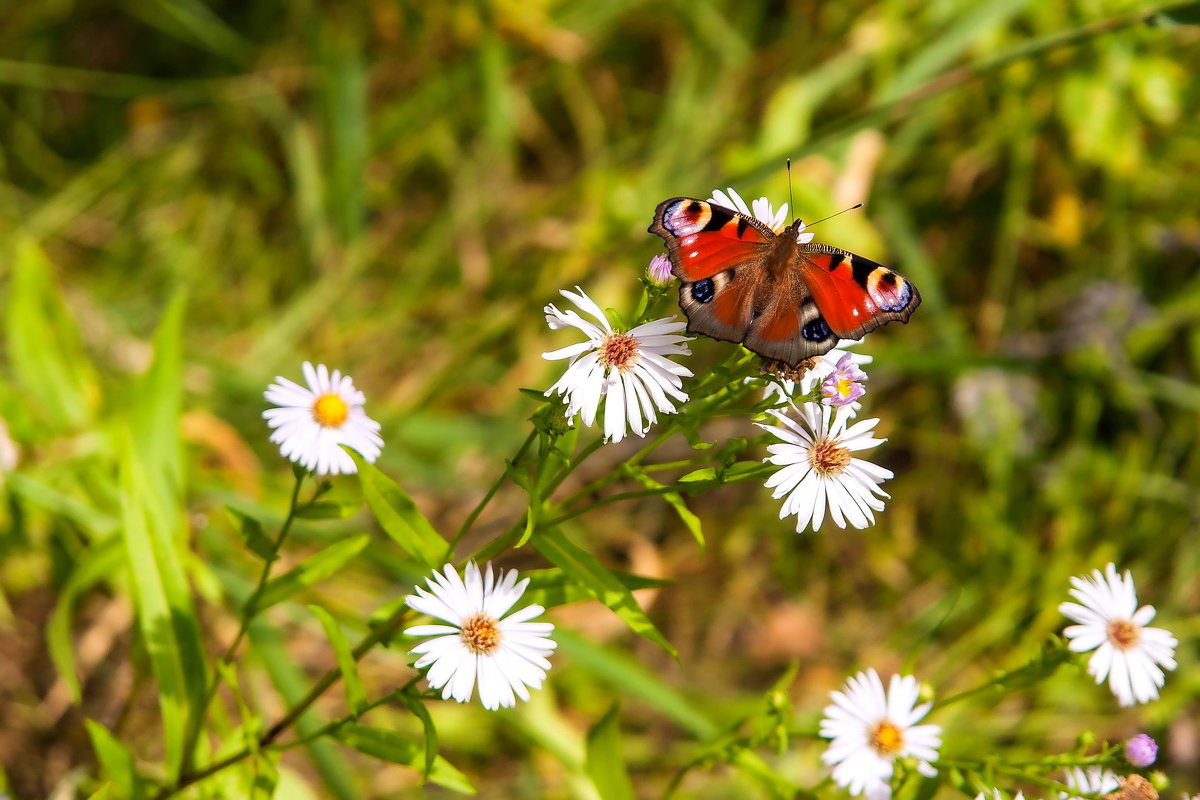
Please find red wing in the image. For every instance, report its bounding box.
[798,247,921,339]
[649,198,772,282]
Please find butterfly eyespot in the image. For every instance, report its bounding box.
[687,200,702,212]
[867,269,912,312]
[691,278,715,304]
[801,317,831,342]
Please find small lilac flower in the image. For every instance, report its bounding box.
[647,254,674,286]
[820,353,868,407]
[1124,733,1158,767]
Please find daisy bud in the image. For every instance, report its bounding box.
[647,254,674,286]
[1124,733,1158,767]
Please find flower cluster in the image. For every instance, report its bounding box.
[249,186,1189,800]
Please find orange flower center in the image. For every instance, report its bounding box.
[810,438,851,475]
[869,720,905,757]
[312,393,349,428]
[1108,619,1140,651]
[460,613,502,655]
[599,333,639,371]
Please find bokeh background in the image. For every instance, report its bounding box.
[2,1,1199,798]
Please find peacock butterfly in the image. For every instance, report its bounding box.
[648,197,921,367]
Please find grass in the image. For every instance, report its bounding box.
[1,1,1199,797]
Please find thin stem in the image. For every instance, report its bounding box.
[226,472,308,659]
[449,428,537,552]
[180,471,308,776]
[155,604,415,800]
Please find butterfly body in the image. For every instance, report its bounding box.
[648,197,921,366]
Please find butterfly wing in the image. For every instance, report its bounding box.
[797,243,922,341]
[649,198,774,344]
[649,199,921,366]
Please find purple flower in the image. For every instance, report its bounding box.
[1124,733,1158,767]
[647,254,674,286]
[820,353,868,407]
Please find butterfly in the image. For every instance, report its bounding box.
[648,197,921,367]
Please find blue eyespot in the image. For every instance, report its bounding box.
[802,317,831,341]
[691,278,715,304]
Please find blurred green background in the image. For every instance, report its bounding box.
[1,0,1199,797]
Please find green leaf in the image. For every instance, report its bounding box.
[130,292,186,510]
[255,534,370,611]
[625,467,703,552]
[347,449,447,568]
[5,238,98,431]
[118,436,207,779]
[533,528,676,657]
[308,605,368,716]
[586,704,635,800]
[84,785,112,800]
[399,688,438,780]
[226,507,278,562]
[334,725,476,794]
[1149,1,1200,26]
[48,538,125,703]
[7,474,118,537]
[86,719,146,800]
[296,500,362,519]
[522,568,672,609]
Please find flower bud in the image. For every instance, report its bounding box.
[1124,733,1158,767]
[647,254,674,286]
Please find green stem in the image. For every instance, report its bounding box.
[156,604,415,800]
[448,428,537,553]
[180,471,308,776]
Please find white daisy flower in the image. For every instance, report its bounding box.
[758,339,873,413]
[820,668,941,800]
[263,362,383,476]
[405,562,556,710]
[543,286,692,444]
[708,186,814,243]
[976,791,1025,800]
[1060,766,1121,799]
[757,405,892,532]
[1058,563,1178,707]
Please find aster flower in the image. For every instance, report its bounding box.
[1058,563,1178,707]
[758,339,873,413]
[1060,766,1121,799]
[708,186,814,243]
[820,668,941,800]
[647,253,673,286]
[543,286,692,444]
[821,352,869,407]
[405,562,556,710]
[757,405,892,532]
[263,362,383,476]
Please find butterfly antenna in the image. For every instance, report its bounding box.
[807,203,864,227]
[786,159,794,217]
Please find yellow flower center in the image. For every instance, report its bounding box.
[809,437,851,476]
[1108,619,1140,651]
[312,393,349,428]
[869,720,905,757]
[598,332,640,372]
[835,378,853,397]
[460,613,502,655]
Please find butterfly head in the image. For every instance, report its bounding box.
[788,218,815,245]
